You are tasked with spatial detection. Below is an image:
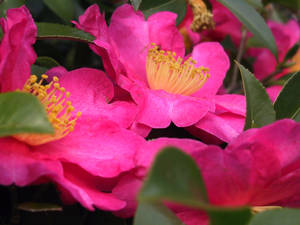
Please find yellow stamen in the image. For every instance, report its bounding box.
[189,0,215,32]
[251,206,282,214]
[13,74,81,146]
[146,43,210,96]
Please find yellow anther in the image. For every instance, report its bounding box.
[30,75,38,83]
[54,83,60,89]
[66,92,70,98]
[53,76,59,82]
[41,74,48,79]
[76,111,82,117]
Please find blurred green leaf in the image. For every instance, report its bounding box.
[217,0,278,59]
[138,147,252,225]
[18,202,62,212]
[134,202,184,225]
[36,22,95,43]
[139,0,186,25]
[274,72,300,121]
[43,0,74,24]
[263,0,300,11]
[139,147,208,206]
[237,62,276,129]
[246,36,265,48]
[0,0,25,17]
[35,56,60,69]
[245,0,264,10]
[249,208,300,225]
[130,0,142,10]
[0,92,54,137]
[31,64,49,76]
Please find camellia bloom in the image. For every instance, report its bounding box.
[248,20,300,80]
[111,119,300,223]
[0,6,145,211]
[74,4,245,142]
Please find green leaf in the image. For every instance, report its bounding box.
[245,0,264,10]
[274,72,300,121]
[18,202,62,212]
[36,22,95,43]
[35,56,60,69]
[209,208,252,225]
[263,0,300,11]
[43,0,74,24]
[249,208,300,225]
[139,0,186,25]
[31,65,49,76]
[134,202,184,225]
[284,42,300,62]
[138,147,253,225]
[0,92,54,137]
[0,0,25,17]
[139,147,208,206]
[217,0,278,59]
[237,62,276,130]
[130,0,142,11]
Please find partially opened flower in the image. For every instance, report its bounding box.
[0,6,145,211]
[75,4,245,142]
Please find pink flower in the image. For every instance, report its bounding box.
[0,6,145,211]
[248,20,300,80]
[178,0,242,48]
[75,4,245,142]
[112,119,300,223]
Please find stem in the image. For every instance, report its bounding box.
[227,28,248,93]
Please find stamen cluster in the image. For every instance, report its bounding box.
[14,74,81,145]
[146,44,210,96]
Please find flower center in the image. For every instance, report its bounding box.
[146,43,210,96]
[13,74,81,146]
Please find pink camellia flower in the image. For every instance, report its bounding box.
[0,6,145,211]
[248,20,300,80]
[111,119,300,223]
[74,4,246,142]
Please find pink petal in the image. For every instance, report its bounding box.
[176,210,209,225]
[148,12,185,58]
[46,66,68,80]
[108,4,149,84]
[58,68,114,114]
[194,112,244,143]
[191,42,230,98]
[266,85,282,102]
[0,6,36,92]
[0,138,62,186]
[169,95,211,127]
[35,116,145,178]
[214,94,246,115]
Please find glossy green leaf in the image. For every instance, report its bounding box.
[139,0,186,25]
[134,202,184,225]
[217,0,278,59]
[237,62,276,130]
[139,147,208,206]
[36,22,95,43]
[18,202,62,212]
[0,0,25,17]
[0,92,54,137]
[130,0,142,11]
[249,208,300,225]
[43,0,74,24]
[274,72,300,121]
[138,147,253,225]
